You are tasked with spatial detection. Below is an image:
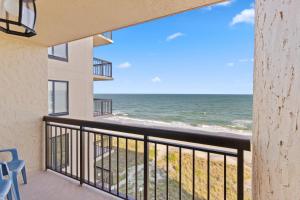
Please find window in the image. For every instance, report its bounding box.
[48,43,68,61]
[48,80,69,116]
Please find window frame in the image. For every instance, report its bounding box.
[48,43,69,62]
[48,80,69,116]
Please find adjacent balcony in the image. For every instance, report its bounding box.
[93,32,113,47]
[93,58,113,81]
[41,116,251,200]
[94,98,113,117]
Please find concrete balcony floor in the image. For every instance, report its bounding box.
[93,75,114,81]
[20,171,119,200]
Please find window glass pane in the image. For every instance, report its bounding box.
[53,44,67,59]
[54,82,68,113]
[48,81,53,114]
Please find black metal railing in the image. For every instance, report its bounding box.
[94,98,112,117]
[95,138,111,157]
[93,58,112,78]
[44,116,251,200]
[101,31,112,40]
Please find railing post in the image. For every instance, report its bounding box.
[45,122,48,171]
[80,126,85,185]
[237,149,244,200]
[144,135,149,200]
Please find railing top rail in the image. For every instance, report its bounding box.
[93,57,111,65]
[43,116,251,151]
[93,98,112,101]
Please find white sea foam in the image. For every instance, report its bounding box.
[101,115,252,136]
[230,119,252,129]
[112,110,129,116]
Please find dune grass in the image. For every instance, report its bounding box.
[96,138,251,200]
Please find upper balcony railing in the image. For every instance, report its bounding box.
[94,98,112,117]
[93,58,112,79]
[44,116,251,200]
[101,31,113,40]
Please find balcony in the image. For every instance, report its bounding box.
[94,98,113,117]
[93,58,113,81]
[93,32,113,47]
[43,116,251,200]
[19,171,118,200]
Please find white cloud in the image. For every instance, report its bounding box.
[152,76,161,83]
[166,32,184,42]
[118,62,131,69]
[227,62,235,67]
[230,8,255,26]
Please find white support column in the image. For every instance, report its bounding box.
[253,1,300,199]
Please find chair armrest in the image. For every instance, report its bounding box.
[0,148,19,161]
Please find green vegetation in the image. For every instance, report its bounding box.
[96,138,251,200]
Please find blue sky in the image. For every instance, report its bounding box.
[94,0,255,94]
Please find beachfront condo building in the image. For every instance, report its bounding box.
[0,0,299,199]
[48,34,113,120]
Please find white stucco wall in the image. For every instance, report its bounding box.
[253,1,300,199]
[0,35,48,172]
[48,37,94,120]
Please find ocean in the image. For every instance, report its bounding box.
[94,94,253,135]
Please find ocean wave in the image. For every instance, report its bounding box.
[101,115,252,136]
[230,119,252,129]
[112,110,129,116]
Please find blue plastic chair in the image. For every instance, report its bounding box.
[0,149,27,200]
[0,162,14,200]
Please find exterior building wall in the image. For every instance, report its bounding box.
[253,1,300,199]
[0,35,48,173]
[48,37,94,120]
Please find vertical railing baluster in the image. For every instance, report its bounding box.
[76,130,79,180]
[224,155,227,200]
[50,125,53,169]
[88,132,90,184]
[65,128,67,175]
[135,140,138,200]
[154,143,157,200]
[144,136,149,200]
[179,148,182,200]
[207,152,210,200]
[192,150,195,200]
[101,134,104,190]
[60,127,63,173]
[55,126,58,171]
[109,136,112,192]
[237,150,244,200]
[45,122,48,170]
[166,145,169,200]
[125,138,128,199]
[80,126,84,185]
[70,129,73,177]
[94,133,96,187]
[117,137,119,195]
